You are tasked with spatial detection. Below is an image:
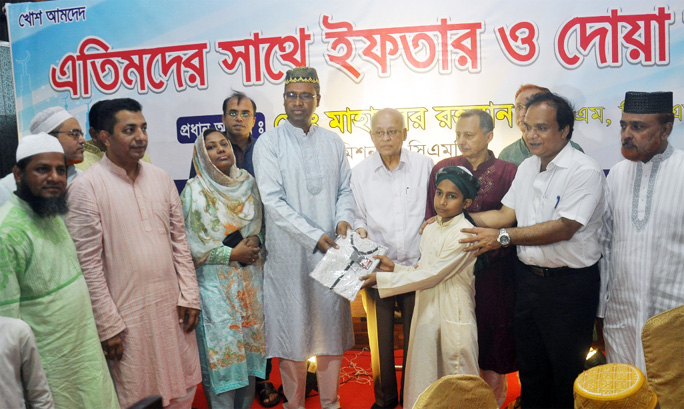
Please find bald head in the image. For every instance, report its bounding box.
[371,108,405,129]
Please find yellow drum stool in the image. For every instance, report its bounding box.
[574,363,658,409]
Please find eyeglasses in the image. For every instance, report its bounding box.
[372,129,401,138]
[227,111,253,118]
[284,92,316,101]
[51,129,84,140]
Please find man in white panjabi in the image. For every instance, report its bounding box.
[253,67,355,409]
[600,91,684,372]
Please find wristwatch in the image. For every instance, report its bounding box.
[497,228,511,247]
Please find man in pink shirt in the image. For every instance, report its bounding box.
[66,98,201,409]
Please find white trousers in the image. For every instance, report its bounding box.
[280,355,343,409]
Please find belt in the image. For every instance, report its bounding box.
[523,263,577,278]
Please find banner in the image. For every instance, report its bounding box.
[7,0,684,180]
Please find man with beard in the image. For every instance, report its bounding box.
[0,133,119,409]
[599,91,684,372]
[66,98,201,409]
[0,107,85,206]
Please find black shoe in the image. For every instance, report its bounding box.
[255,381,281,408]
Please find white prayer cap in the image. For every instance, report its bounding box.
[29,107,74,134]
[16,133,65,162]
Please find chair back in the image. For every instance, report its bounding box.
[642,304,684,409]
[413,374,498,409]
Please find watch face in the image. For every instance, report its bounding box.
[498,230,510,246]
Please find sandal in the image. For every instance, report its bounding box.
[256,380,281,408]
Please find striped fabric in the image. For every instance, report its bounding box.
[601,144,684,372]
[65,155,201,408]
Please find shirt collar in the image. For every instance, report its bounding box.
[547,141,574,170]
[436,212,464,227]
[228,134,253,153]
[647,143,674,164]
[371,148,409,172]
[460,150,495,172]
[101,154,141,182]
[284,118,316,137]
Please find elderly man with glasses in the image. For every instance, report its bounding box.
[0,106,85,206]
[350,108,433,409]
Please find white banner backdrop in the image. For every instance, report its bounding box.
[7,0,684,180]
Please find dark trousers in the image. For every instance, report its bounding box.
[515,261,599,409]
[362,287,415,407]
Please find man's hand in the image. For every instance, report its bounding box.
[373,255,395,272]
[316,233,339,253]
[178,306,200,333]
[336,221,352,238]
[230,239,260,265]
[101,333,124,360]
[359,272,377,288]
[459,226,500,256]
[355,227,368,239]
[419,217,436,234]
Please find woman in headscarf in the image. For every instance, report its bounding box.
[181,128,265,409]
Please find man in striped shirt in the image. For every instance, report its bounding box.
[66,98,202,408]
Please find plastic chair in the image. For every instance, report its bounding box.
[413,374,498,409]
[642,304,684,409]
